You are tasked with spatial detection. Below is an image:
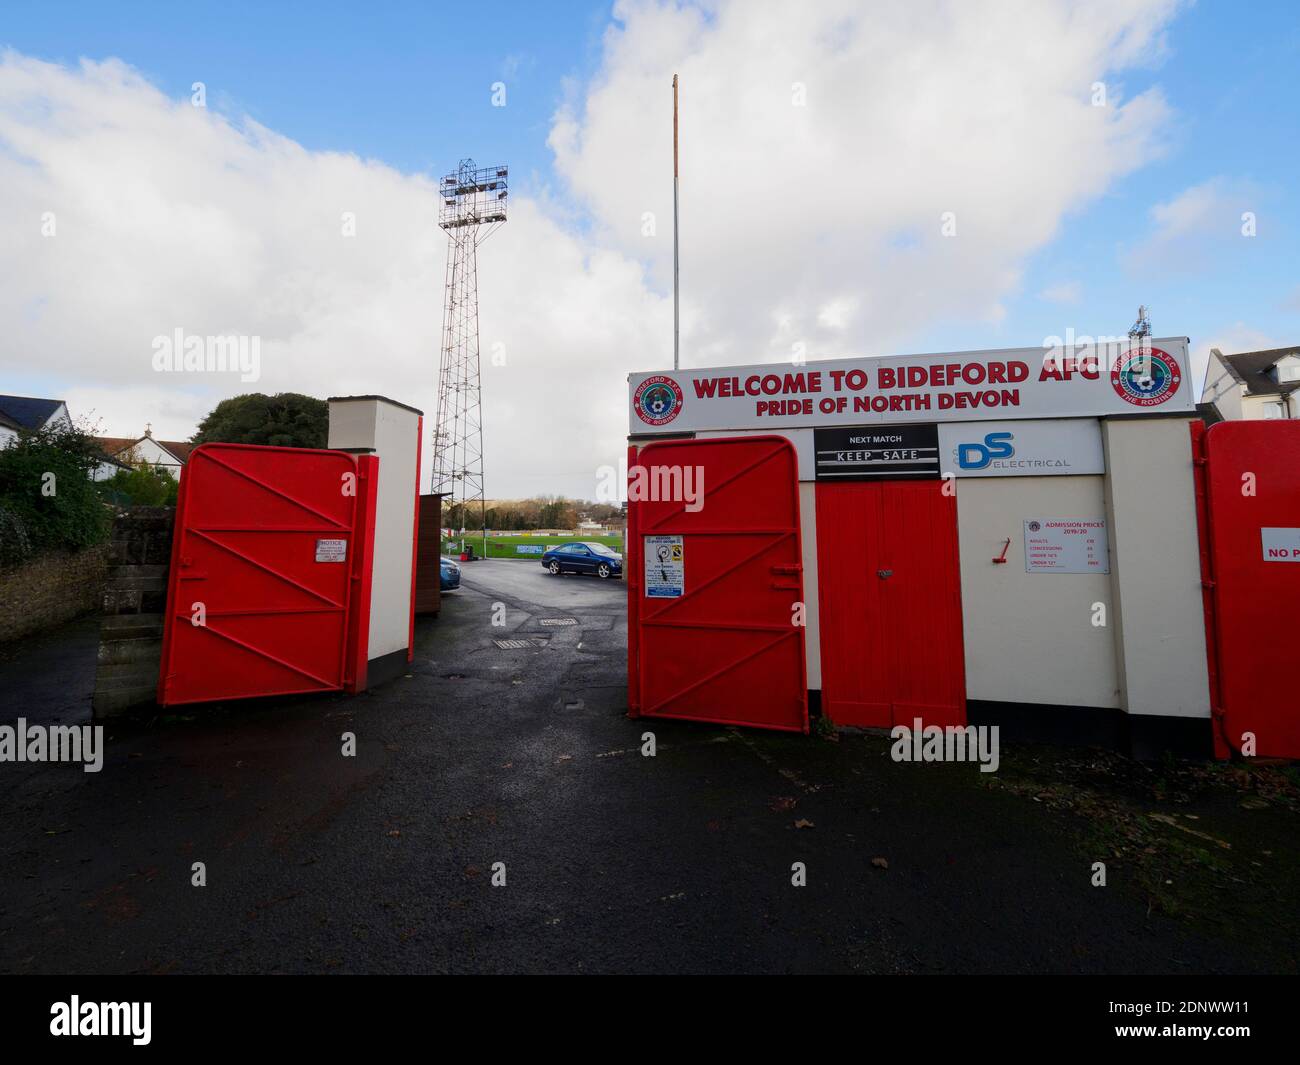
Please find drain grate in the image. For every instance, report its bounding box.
[493,639,532,649]
[539,618,578,627]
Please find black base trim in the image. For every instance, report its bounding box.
[1127,712,1216,761]
[806,691,1216,760]
[365,647,411,689]
[966,700,1215,760]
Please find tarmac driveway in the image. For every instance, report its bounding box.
[0,559,1292,973]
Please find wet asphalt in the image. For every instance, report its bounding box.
[0,559,1269,973]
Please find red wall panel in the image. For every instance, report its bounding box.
[1199,421,1300,758]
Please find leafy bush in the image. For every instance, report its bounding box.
[0,423,112,567]
[96,464,179,507]
[193,392,328,449]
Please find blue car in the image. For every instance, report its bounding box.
[541,541,623,579]
[440,556,461,591]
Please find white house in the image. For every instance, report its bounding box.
[95,429,193,480]
[1201,346,1300,420]
[0,395,73,445]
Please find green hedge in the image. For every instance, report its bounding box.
[0,424,113,567]
[96,465,180,507]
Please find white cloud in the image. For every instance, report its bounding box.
[1148,177,1244,241]
[0,0,1184,497]
[552,0,1179,363]
[1039,281,1084,305]
[0,51,665,498]
[1127,175,1260,274]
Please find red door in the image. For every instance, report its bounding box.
[816,481,965,728]
[158,443,378,706]
[1196,421,1300,758]
[627,435,808,732]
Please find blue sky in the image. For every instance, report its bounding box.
[5,1,1296,371]
[2,0,612,180]
[995,0,1300,362]
[1,1,1298,495]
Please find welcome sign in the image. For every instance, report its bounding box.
[629,338,1194,434]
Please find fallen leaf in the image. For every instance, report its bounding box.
[793,818,814,829]
[871,857,889,870]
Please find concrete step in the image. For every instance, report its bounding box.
[96,638,163,667]
[101,614,165,639]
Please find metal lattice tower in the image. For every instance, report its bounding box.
[431,159,507,546]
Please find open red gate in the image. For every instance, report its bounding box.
[1194,420,1300,759]
[158,443,379,706]
[627,435,808,732]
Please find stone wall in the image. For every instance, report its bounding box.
[0,543,109,643]
[92,507,174,719]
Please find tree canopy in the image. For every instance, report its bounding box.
[192,393,328,449]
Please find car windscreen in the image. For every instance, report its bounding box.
[584,543,618,556]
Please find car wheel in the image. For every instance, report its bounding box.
[597,563,611,579]
[549,560,561,575]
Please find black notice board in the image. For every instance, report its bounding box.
[813,424,941,481]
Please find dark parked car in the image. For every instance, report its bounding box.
[440,556,461,591]
[541,541,623,579]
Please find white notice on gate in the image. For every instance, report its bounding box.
[644,535,684,597]
[1023,519,1109,574]
[315,538,348,563]
[1261,527,1300,562]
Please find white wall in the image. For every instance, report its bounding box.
[798,482,821,690]
[123,437,185,478]
[1202,357,1297,420]
[1102,417,1211,719]
[954,475,1121,708]
[328,397,420,664]
[90,459,125,482]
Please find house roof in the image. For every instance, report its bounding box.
[1213,346,1300,396]
[96,435,193,464]
[0,395,66,429]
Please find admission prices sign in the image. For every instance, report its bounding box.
[629,338,1193,434]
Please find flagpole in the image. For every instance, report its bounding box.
[672,73,680,372]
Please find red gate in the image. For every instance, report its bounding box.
[627,435,808,732]
[815,480,966,729]
[1194,420,1300,759]
[158,443,379,706]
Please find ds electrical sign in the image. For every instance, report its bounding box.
[938,419,1105,478]
[628,339,1193,434]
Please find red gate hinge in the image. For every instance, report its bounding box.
[1200,578,1216,589]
